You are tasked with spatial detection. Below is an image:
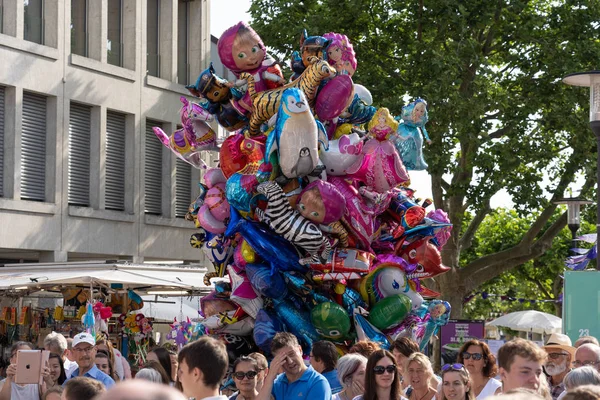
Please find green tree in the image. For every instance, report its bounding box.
[248,0,600,317]
[461,209,595,319]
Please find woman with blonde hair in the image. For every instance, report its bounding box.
[437,364,475,400]
[404,353,437,400]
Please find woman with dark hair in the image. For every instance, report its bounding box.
[354,349,407,400]
[438,364,475,400]
[147,347,176,385]
[230,356,260,400]
[45,353,67,387]
[95,350,118,382]
[456,339,501,399]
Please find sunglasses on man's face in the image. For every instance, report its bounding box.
[442,363,464,372]
[373,365,397,375]
[462,352,483,360]
[233,371,258,380]
[548,352,568,360]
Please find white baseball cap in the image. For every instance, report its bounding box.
[72,332,96,348]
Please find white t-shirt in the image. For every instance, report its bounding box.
[64,358,78,379]
[477,378,502,400]
[8,382,40,400]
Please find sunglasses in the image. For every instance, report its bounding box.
[373,365,397,375]
[233,371,258,380]
[462,352,483,360]
[548,352,568,360]
[442,363,464,372]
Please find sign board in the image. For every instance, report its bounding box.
[440,319,485,365]
[564,270,600,343]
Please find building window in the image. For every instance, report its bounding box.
[24,0,44,44]
[21,92,47,202]
[0,87,4,198]
[68,103,91,206]
[145,119,162,215]
[177,0,189,85]
[175,158,191,218]
[146,0,159,77]
[107,0,123,67]
[105,110,126,211]
[71,0,87,56]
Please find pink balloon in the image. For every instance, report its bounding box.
[315,75,354,120]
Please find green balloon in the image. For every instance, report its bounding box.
[310,301,351,340]
[368,294,412,330]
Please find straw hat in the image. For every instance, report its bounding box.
[544,333,576,360]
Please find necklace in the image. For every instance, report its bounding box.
[412,388,431,400]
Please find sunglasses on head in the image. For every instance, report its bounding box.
[462,352,483,360]
[373,365,397,375]
[442,363,464,372]
[233,371,258,380]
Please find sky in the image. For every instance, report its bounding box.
[208,1,524,209]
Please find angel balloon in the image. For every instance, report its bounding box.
[393,98,431,171]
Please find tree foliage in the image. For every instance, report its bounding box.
[461,209,595,319]
[248,0,600,316]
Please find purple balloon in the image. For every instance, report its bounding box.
[315,75,354,120]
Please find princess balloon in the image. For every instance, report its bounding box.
[393,98,431,171]
[217,22,284,114]
[323,32,357,77]
[347,108,410,194]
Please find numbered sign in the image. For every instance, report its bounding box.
[564,271,600,343]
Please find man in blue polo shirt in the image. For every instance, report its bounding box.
[257,332,331,400]
[65,332,115,388]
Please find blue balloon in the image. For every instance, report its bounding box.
[274,299,320,354]
[342,288,367,316]
[245,263,288,300]
[354,313,390,350]
[226,207,306,274]
[253,309,286,355]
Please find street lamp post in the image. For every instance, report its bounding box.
[563,71,600,269]
[554,197,593,241]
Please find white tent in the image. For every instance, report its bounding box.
[487,310,562,335]
[140,296,200,321]
[0,261,213,295]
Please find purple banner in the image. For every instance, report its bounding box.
[440,319,485,365]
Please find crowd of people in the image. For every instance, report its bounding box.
[2,330,600,400]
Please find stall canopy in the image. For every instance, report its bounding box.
[0,261,213,295]
[140,296,199,321]
[487,310,562,335]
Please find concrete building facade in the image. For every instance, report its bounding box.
[0,0,213,264]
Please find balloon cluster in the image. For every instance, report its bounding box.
[92,302,113,333]
[167,318,194,350]
[157,22,453,355]
[119,312,153,340]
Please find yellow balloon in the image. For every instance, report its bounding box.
[241,240,256,263]
[334,282,346,295]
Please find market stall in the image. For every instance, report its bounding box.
[0,261,211,365]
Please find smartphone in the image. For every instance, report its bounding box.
[14,350,50,385]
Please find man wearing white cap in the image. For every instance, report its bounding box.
[64,333,115,388]
[543,333,575,400]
